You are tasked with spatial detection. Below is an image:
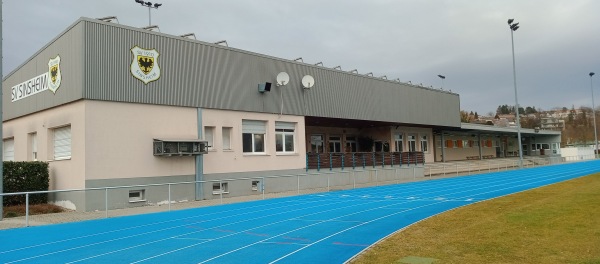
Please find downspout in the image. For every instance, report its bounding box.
[195,108,203,200]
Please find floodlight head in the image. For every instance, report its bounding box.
[590,72,596,77]
[154,3,162,7]
[507,18,514,25]
[510,23,519,31]
[437,74,446,79]
[135,0,144,3]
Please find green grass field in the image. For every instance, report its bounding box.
[352,173,600,264]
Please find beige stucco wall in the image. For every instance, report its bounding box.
[2,100,86,190]
[393,126,434,163]
[84,100,198,181]
[202,109,306,174]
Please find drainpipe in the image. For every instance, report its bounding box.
[195,108,204,200]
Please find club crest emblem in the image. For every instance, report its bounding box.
[48,55,62,93]
[130,46,161,84]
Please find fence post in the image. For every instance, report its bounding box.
[352,153,356,170]
[329,153,333,171]
[168,184,172,212]
[219,180,223,204]
[26,193,29,227]
[382,152,385,168]
[413,166,416,180]
[391,153,395,167]
[306,154,308,172]
[327,174,330,192]
[262,177,265,199]
[341,154,345,171]
[353,170,356,189]
[317,154,321,172]
[362,153,366,169]
[105,188,108,218]
[372,152,375,168]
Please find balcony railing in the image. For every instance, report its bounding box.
[306,152,424,171]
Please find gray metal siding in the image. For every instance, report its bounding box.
[2,22,85,120]
[6,18,460,128]
[82,19,460,127]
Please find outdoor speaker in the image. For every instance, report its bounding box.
[258,82,272,93]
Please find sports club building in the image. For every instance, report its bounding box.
[2,18,560,211]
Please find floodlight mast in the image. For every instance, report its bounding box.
[134,0,162,26]
[508,18,523,168]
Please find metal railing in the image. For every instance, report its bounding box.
[1,166,425,228]
[1,154,595,228]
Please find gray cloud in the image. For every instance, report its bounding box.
[3,0,600,115]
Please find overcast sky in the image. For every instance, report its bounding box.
[3,0,600,115]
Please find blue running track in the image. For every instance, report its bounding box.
[1,160,599,263]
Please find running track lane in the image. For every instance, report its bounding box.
[0,160,598,263]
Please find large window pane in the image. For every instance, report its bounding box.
[285,134,294,152]
[242,133,253,153]
[275,134,283,152]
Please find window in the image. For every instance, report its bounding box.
[129,190,145,202]
[408,134,417,152]
[29,133,38,161]
[374,141,390,152]
[204,126,215,150]
[275,122,295,153]
[310,134,324,153]
[420,135,428,152]
[345,136,357,152]
[395,134,404,152]
[462,139,468,148]
[445,139,453,148]
[212,182,229,194]
[222,127,232,150]
[53,126,71,160]
[3,138,15,161]
[242,120,266,153]
[329,136,341,153]
[457,139,463,148]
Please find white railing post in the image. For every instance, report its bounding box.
[375,170,378,186]
[219,180,223,204]
[105,188,108,218]
[353,171,356,189]
[327,174,330,192]
[262,177,265,199]
[25,193,29,227]
[413,167,416,180]
[168,184,172,212]
[297,175,300,195]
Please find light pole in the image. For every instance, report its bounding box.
[590,72,597,157]
[437,75,446,89]
[134,0,162,27]
[508,18,523,168]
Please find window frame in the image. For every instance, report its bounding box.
[3,138,15,161]
[275,122,295,153]
[53,125,72,161]
[242,120,266,154]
